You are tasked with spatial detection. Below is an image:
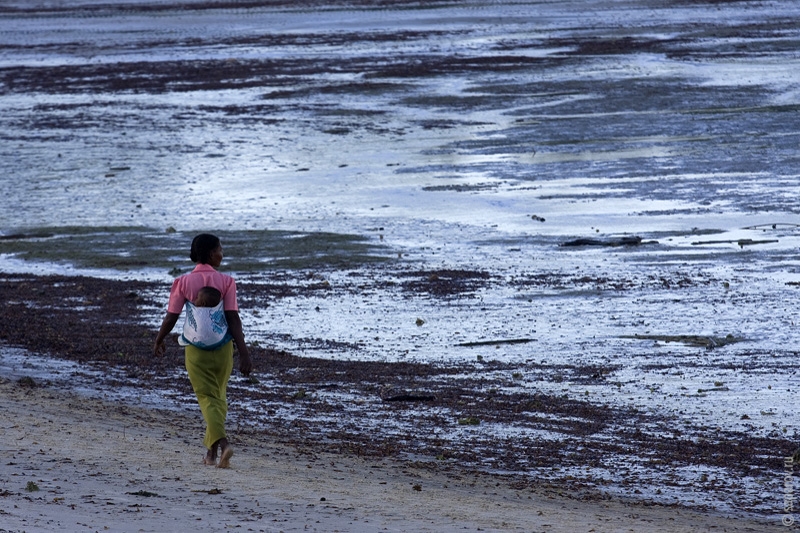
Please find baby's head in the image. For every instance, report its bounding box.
[194,286,222,307]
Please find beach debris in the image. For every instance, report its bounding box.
[422,183,498,193]
[620,334,740,349]
[412,484,422,491]
[697,386,729,393]
[25,481,39,492]
[17,376,37,388]
[531,215,546,222]
[416,317,425,326]
[458,416,481,426]
[191,488,223,495]
[691,238,778,247]
[456,338,534,347]
[293,388,308,400]
[741,223,800,230]
[382,392,436,402]
[380,386,435,402]
[560,236,653,247]
[127,490,159,497]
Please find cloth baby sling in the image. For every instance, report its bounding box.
[178,301,232,350]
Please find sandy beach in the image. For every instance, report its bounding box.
[2,0,800,530]
[0,378,776,532]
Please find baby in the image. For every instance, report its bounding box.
[179,286,229,350]
[194,286,221,308]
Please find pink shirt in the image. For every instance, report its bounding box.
[167,263,239,314]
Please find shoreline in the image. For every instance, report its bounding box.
[0,378,777,532]
[2,0,800,528]
[0,269,796,528]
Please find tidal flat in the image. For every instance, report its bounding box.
[1,0,800,525]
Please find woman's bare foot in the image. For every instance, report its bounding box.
[203,450,216,466]
[216,439,233,469]
[203,442,219,466]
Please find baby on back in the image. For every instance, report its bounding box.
[179,286,230,350]
[194,286,221,308]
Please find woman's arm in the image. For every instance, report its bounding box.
[153,312,180,357]
[225,310,253,376]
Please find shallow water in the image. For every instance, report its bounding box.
[2,0,800,521]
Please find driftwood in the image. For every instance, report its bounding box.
[560,236,653,247]
[741,223,800,230]
[379,385,436,402]
[691,239,778,247]
[456,338,534,347]
[382,393,436,402]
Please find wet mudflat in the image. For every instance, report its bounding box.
[1,0,800,525]
[0,255,795,524]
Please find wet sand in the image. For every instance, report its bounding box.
[2,0,800,529]
[0,379,774,532]
[0,271,794,531]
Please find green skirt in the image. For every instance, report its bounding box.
[185,341,234,450]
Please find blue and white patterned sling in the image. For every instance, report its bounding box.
[178,301,232,350]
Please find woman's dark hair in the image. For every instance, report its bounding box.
[190,233,221,264]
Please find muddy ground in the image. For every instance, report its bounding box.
[0,270,794,523]
[2,0,800,526]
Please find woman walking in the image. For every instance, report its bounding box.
[154,233,253,468]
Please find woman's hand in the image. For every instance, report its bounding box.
[153,339,167,358]
[154,312,180,358]
[238,349,253,376]
[225,310,253,376]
